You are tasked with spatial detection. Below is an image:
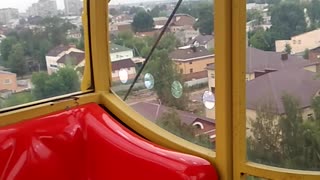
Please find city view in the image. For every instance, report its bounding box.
[0,0,320,173]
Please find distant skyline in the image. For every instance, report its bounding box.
[0,0,65,13]
[0,0,163,13]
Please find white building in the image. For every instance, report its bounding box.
[246,3,268,11]
[110,43,134,62]
[64,0,82,16]
[0,8,19,24]
[0,34,6,44]
[275,29,320,54]
[27,0,58,17]
[45,45,83,75]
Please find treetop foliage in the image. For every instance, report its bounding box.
[248,94,320,170]
[131,10,154,33]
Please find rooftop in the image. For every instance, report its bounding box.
[246,69,320,114]
[170,14,196,27]
[110,43,132,53]
[187,35,214,46]
[169,46,213,61]
[246,47,311,73]
[47,45,72,57]
[0,70,15,75]
[57,52,85,66]
[112,58,136,71]
[130,101,214,125]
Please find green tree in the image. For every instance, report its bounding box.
[156,109,213,149]
[8,43,27,77]
[248,94,320,170]
[249,28,273,51]
[157,33,181,52]
[270,2,307,39]
[194,5,214,35]
[247,9,264,25]
[129,6,144,15]
[3,92,34,108]
[132,10,154,32]
[247,102,283,166]
[303,48,310,59]
[278,94,304,168]
[109,8,120,16]
[41,16,76,46]
[307,0,320,27]
[32,67,80,99]
[145,49,188,110]
[0,37,17,66]
[150,5,161,17]
[284,43,292,54]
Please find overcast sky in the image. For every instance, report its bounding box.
[0,0,156,13]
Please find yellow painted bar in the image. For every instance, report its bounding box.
[0,92,100,127]
[89,0,111,92]
[81,0,92,91]
[232,0,247,179]
[214,0,233,179]
[243,162,320,180]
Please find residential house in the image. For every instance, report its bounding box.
[205,64,215,119]
[66,29,82,40]
[109,23,119,33]
[206,47,319,121]
[110,43,134,62]
[246,3,268,11]
[209,47,317,89]
[61,16,82,27]
[246,69,320,134]
[135,30,161,38]
[0,70,17,93]
[168,14,198,44]
[153,17,168,26]
[56,51,85,70]
[45,45,83,75]
[169,14,196,33]
[131,101,216,141]
[112,21,133,33]
[275,29,320,54]
[111,58,136,82]
[174,26,199,45]
[308,46,320,62]
[169,46,214,81]
[187,34,214,50]
[112,14,133,23]
[246,47,317,81]
[246,20,271,32]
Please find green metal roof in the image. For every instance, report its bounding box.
[110,43,132,53]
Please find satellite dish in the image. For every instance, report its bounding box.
[194,41,200,48]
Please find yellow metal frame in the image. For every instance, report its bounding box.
[1,0,320,179]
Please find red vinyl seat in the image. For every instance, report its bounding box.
[0,103,218,180]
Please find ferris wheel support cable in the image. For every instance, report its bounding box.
[123,0,184,101]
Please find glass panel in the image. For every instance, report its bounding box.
[0,0,87,109]
[109,0,215,149]
[246,0,320,170]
